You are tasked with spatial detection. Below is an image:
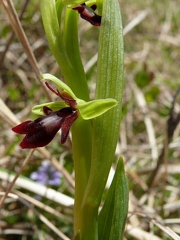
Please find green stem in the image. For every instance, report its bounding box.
[72,117,92,233]
[40,0,92,235]
[63,8,93,234]
[63,8,90,101]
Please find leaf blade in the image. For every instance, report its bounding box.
[98,157,129,240]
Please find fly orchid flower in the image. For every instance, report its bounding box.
[73,3,101,26]
[12,73,117,149]
[12,85,78,149]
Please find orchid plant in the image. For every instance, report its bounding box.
[12,0,129,239]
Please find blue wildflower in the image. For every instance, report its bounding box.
[30,161,61,186]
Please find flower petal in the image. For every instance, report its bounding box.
[61,111,78,144]
[73,4,101,26]
[32,102,67,116]
[78,98,117,120]
[12,121,33,134]
[43,106,53,115]
[14,108,74,149]
[19,123,58,149]
[48,178,61,186]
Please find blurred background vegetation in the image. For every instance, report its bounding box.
[0,0,180,239]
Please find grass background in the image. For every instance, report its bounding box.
[0,0,180,239]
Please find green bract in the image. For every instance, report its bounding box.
[32,73,117,120]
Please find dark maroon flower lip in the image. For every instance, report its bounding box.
[12,107,78,149]
[12,83,79,149]
[73,3,101,26]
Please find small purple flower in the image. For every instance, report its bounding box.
[12,83,78,149]
[73,3,101,26]
[30,161,61,186]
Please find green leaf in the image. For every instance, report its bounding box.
[78,98,117,120]
[40,0,71,75]
[32,102,67,115]
[42,73,77,99]
[98,157,129,240]
[56,0,64,26]
[79,0,124,238]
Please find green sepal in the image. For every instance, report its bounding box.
[41,73,117,120]
[78,98,117,120]
[98,157,129,240]
[63,0,93,7]
[42,73,77,100]
[63,0,85,6]
[32,102,68,115]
